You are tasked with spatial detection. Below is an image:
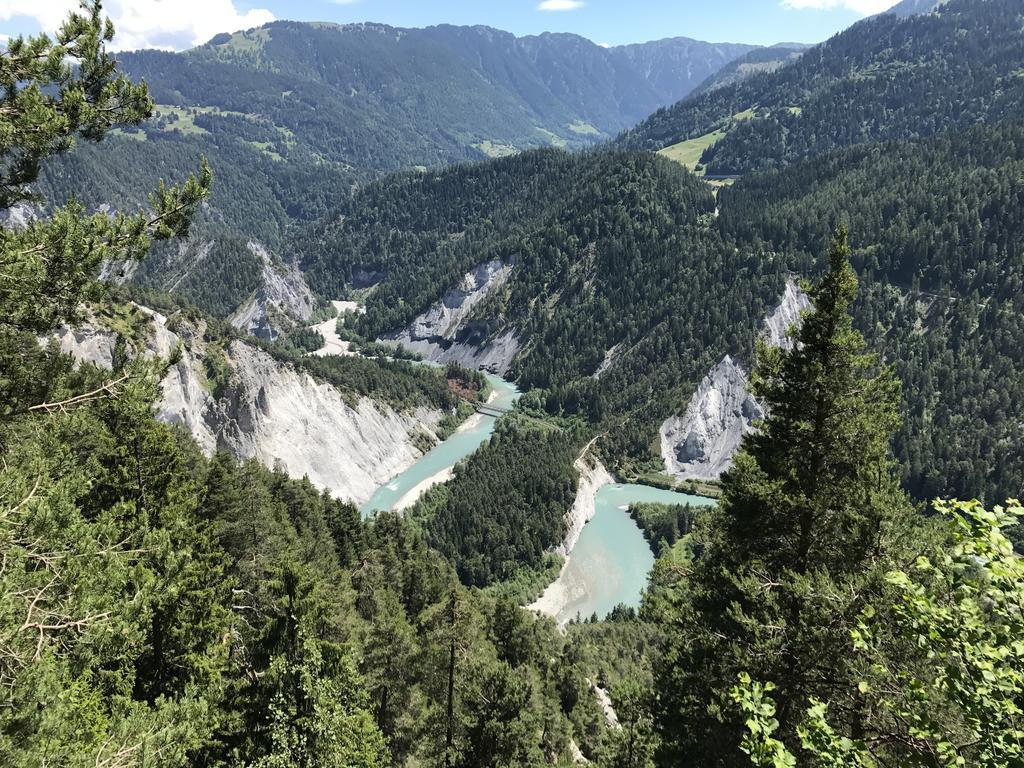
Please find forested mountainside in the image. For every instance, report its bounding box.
[0,13,627,763]
[689,44,808,97]
[294,118,1024,504]
[31,21,757,321]
[296,148,785,463]
[120,22,756,167]
[887,0,947,16]
[619,0,1024,174]
[716,121,1024,504]
[7,0,1024,765]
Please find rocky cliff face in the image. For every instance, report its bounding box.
[59,309,442,505]
[660,279,810,481]
[0,202,37,231]
[660,356,762,481]
[230,241,315,340]
[762,277,812,350]
[389,258,521,374]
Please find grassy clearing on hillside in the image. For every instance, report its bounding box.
[109,128,148,142]
[534,126,568,148]
[474,140,518,158]
[568,120,602,136]
[153,106,210,135]
[658,108,762,173]
[243,140,285,161]
[153,105,296,146]
[215,28,271,53]
[658,128,726,172]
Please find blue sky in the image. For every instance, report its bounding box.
[238,0,883,46]
[1,0,902,52]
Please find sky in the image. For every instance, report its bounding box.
[0,0,905,52]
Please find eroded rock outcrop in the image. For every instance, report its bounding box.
[762,277,812,351]
[388,258,521,374]
[54,325,117,370]
[59,310,442,505]
[230,241,315,340]
[660,278,810,481]
[0,202,37,231]
[660,356,762,481]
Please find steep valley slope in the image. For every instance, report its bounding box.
[57,307,451,506]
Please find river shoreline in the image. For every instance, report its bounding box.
[529,482,716,625]
[360,378,515,515]
[528,455,612,621]
[390,388,501,511]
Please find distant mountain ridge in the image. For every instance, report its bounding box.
[118,21,758,171]
[619,0,1023,174]
[886,0,947,16]
[33,20,763,321]
[689,44,810,97]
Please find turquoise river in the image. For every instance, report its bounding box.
[542,484,716,625]
[360,373,716,619]
[360,373,520,515]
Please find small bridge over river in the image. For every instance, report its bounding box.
[475,402,512,418]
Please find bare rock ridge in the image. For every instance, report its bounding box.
[59,309,442,506]
[229,241,315,340]
[659,278,810,481]
[388,258,521,375]
[660,356,762,481]
[762,277,812,351]
[0,202,36,231]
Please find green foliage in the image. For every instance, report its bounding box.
[718,122,1024,504]
[416,417,580,587]
[0,353,232,766]
[29,22,757,318]
[651,235,918,766]
[730,675,795,768]
[0,0,152,208]
[283,327,325,354]
[627,502,701,553]
[248,639,387,768]
[622,0,1024,174]
[298,147,783,467]
[735,499,1024,768]
[0,2,211,417]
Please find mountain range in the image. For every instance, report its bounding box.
[32,0,1024,508]
[620,0,1020,174]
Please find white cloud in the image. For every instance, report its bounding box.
[781,0,900,15]
[0,0,275,51]
[538,0,585,11]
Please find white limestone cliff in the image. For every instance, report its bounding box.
[59,310,442,505]
[388,258,521,374]
[230,241,315,340]
[556,454,614,557]
[659,356,762,481]
[659,278,811,481]
[762,277,812,351]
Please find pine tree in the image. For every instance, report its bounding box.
[0,4,221,763]
[652,229,919,766]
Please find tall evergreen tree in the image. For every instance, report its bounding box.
[652,229,919,766]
